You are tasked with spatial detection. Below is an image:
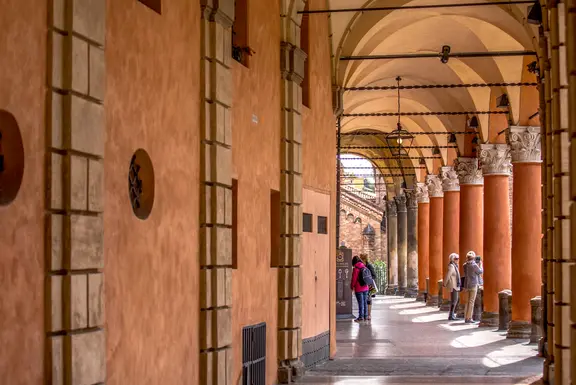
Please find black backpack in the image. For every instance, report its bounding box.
[358,266,374,287]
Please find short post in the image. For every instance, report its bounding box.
[498,290,512,331]
[529,296,542,343]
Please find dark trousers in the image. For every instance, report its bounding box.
[449,289,459,317]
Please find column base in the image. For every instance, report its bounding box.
[506,320,532,339]
[277,359,305,384]
[386,286,398,295]
[405,287,418,298]
[416,290,426,302]
[397,286,407,296]
[440,298,451,312]
[426,295,439,307]
[479,311,498,327]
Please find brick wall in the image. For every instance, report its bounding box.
[339,197,386,262]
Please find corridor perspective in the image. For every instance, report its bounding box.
[296,296,543,384]
[0,0,574,384]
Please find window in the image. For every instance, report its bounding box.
[232,179,238,269]
[303,213,313,233]
[318,216,328,234]
[270,190,280,267]
[138,0,161,14]
[232,0,251,67]
[300,2,310,107]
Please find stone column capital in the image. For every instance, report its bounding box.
[507,126,542,163]
[280,42,307,85]
[425,174,443,198]
[453,157,483,185]
[405,189,418,210]
[479,143,512,176]
[440,166,460,192]
[395,195,407,212]
[415,182,429,203]
[386,199,398,216]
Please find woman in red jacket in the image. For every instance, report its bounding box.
[350,255,370,322]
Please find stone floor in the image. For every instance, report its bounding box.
[294,296,543,385]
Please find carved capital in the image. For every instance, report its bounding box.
[280,42,307,84]
[479,143,512,176]
[405,189,418,210]
[425,174,443,198]
[508,126,542,163]
[395,195,407,213]
[415,182,429,203]
[386,200,397,217]
[440,166,460,192]
[453,157,483,185]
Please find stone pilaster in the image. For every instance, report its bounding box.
[405,190,419,298]
[278,2,307,381]
[200,2,234,384]
[46,0,106,383]
[395,195,408,296]
[386,199,398,295]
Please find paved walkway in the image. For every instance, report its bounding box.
[295,296,543,385]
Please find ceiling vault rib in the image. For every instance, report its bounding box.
[341,131,477,135]
[344,82,538,91]
[343,111,508,117]
[340,156,441,160]
[340,50,536,61]
[299,1,533,14]
[341,145,458,149]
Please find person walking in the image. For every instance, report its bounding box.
[360,254,378,321]
[443,253,461,321]
[473,255,484,321]
[350,255,370,323]
[463,251,483,324]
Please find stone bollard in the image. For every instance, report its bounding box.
[529,296,542,343]
[437,280,443,308]
[498,290,512,331]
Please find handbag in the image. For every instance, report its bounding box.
[460,276,466,289]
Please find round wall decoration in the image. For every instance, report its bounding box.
[128,148,155,219]
[0,110,25,206]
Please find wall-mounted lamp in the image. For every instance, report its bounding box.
[448,133,457,144]
[527,1,542,25]
[468,116,479,129]
[441,45,451,64]
[527,60,539,75]
[471,135,479,145]
[419,157,426,165]
[496,94,510,108]
[432,147,441,155]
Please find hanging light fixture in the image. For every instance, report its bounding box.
[496,93,510,108]
[448,133,457,143]
[419,157,425,165]
[468,116,479,129]
[471,135,479,145]
[432,147,440,155]
[441,45,451,64]
[527,1,542,25]
[384,76,414,157]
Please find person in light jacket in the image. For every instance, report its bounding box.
[443,253,461,321]
[463,251,483,324]
[350,255,370,323]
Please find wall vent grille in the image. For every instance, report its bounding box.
[242,322,266,385]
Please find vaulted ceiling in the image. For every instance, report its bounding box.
[325,0,540,187]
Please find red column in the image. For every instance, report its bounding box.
[441,166,460,310]
[427,174,443,306]
[416,183,430,302]
[507,127,542,338]
[479,145,511,327]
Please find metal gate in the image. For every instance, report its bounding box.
[242,322,266,385]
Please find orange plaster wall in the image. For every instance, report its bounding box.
[0,1,46,384]
[301,0,337,357]
[230,0,281,383]
[104,1,200,384]
[487,88,508,144]
[519,56,541,127]
[301,189,331,339]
